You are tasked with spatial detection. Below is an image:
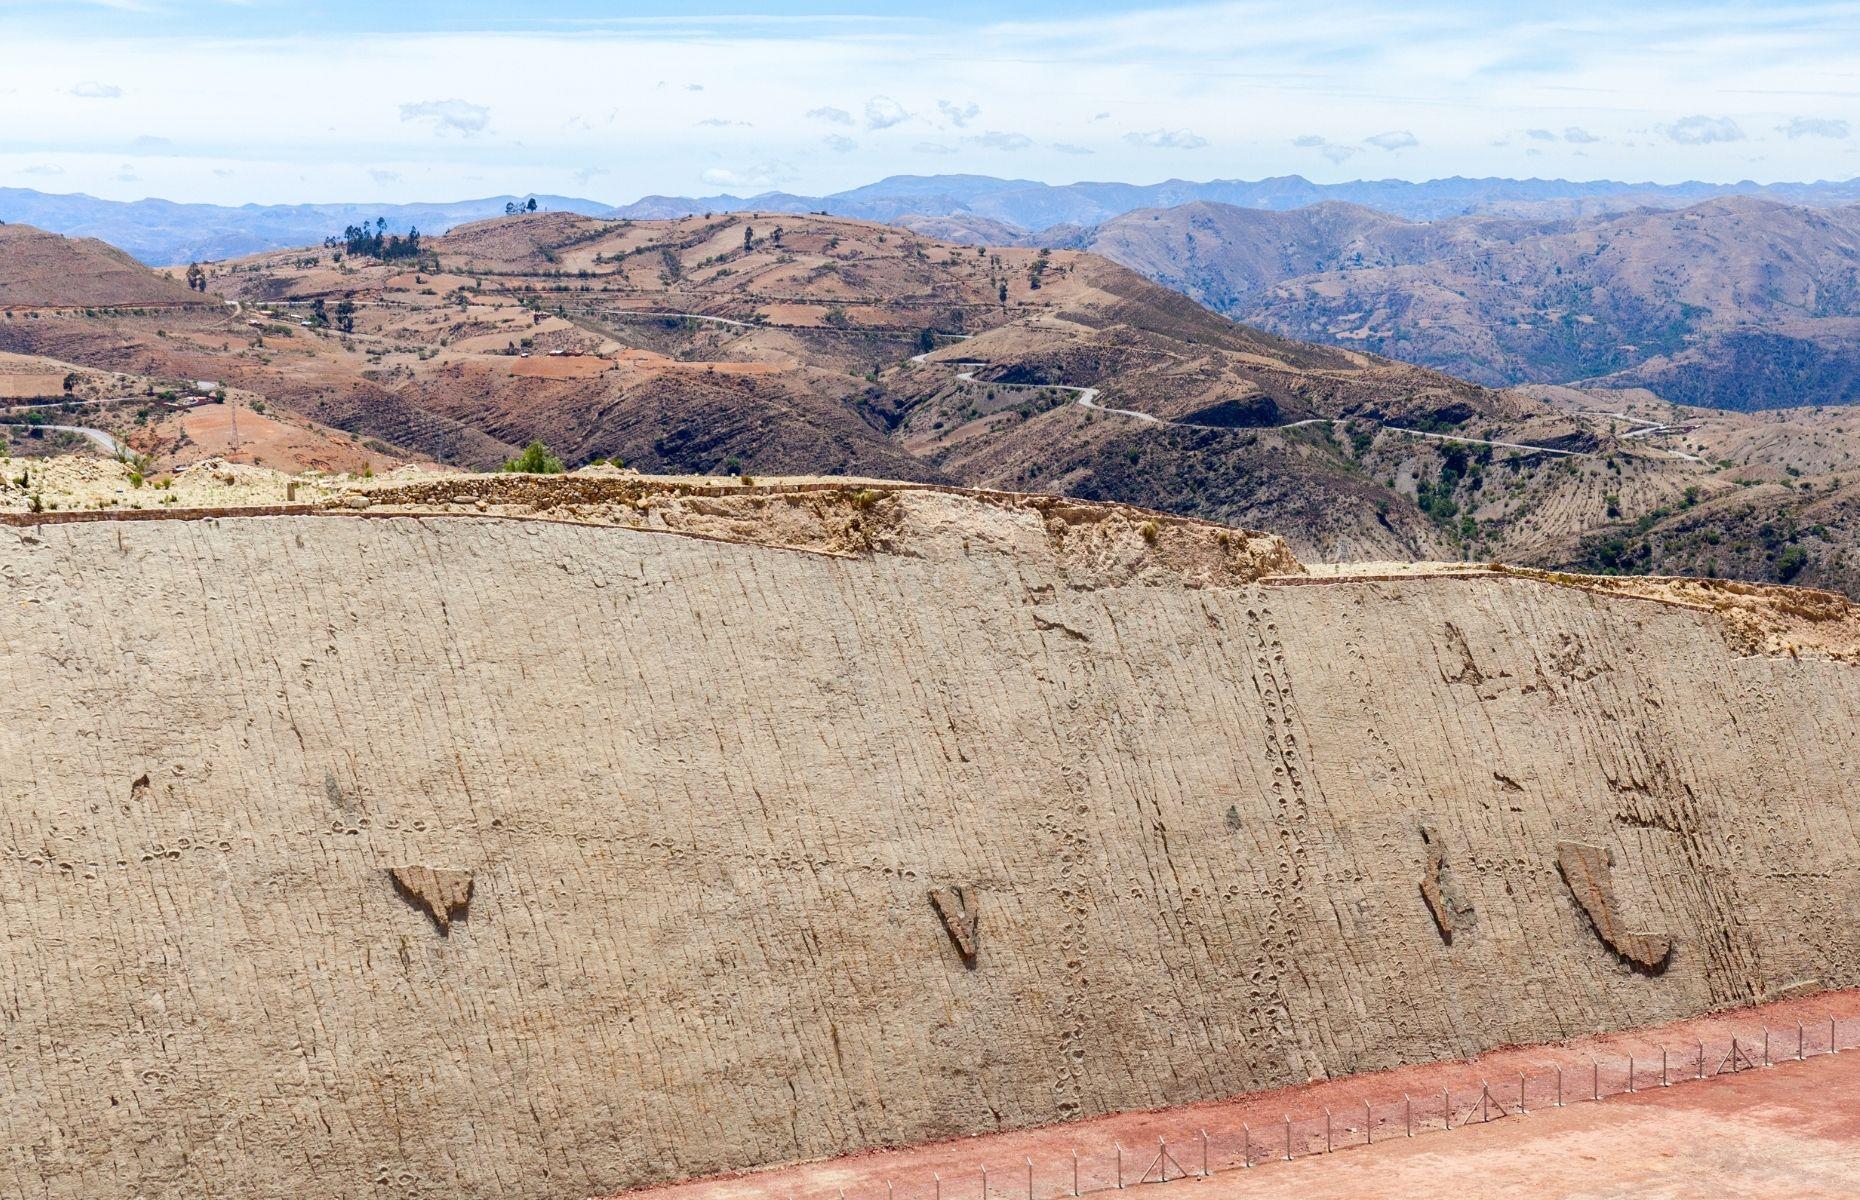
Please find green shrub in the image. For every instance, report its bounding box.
[501,441,566,474]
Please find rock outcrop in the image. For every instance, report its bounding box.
[2,479,1858,1200]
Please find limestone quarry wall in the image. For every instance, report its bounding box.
[3,492,1860,1200]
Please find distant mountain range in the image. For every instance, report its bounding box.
[1042,195,1860,410]
[0,189,613,265]
[9,173,1860,265]
[615,173,1860,231]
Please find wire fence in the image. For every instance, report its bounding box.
[783,1013,1855,1200]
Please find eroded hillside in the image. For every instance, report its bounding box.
[0,212,1573,562]
[1056,197,1860,410]
[4,464,1860,1199]
[8,213,1860,589]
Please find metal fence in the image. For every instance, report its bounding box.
[784,1013,1853,1200]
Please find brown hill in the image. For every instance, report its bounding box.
[1037,200,1569,311]
[187,211,1572,558]
[0,222,212,310]
[12,210,1860,588]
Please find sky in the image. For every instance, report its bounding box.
[1,0,1858,205]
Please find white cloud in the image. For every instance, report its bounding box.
[971,130,1032,151]
[823,134,858,153]
[1124,128,1208,150]
[1779,116,1850,139]
[699,161,794,190]
[938,99,980,128]
[1664,115,1744,144]
[695,117,751,127]
[864,95,909,130]
[11,2,1856,206]
[369,168,401,185]
[1564,126,1601,144]
[398,98,490,136]
[70,81,122,99]
[20,164,64,176]
[573,166,608,185]
[914,142,959,156]
[1526,128,1556,141]
[1294,134,1358,162]
[1365,130,1418,151]
[1052,142,1094,155]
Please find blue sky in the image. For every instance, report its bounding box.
[2,0,1857,204]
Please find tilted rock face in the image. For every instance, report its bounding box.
[2,484,1859,1199]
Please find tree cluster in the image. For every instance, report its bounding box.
[325,217,425,261]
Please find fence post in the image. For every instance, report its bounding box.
[1071,1151,1078,1198]
[1285,1115,1293,1162]
[1764,1027,1771,1068]
[1443,1089,1452,1131]
[1799,1021,1806,1061]
[936,1173,942,1200]
[1027,1157,1034,1200]
[1200,1129,1209,1178]
[1833,1015,1839,1055]
[1365,1099,1373,1145]
[1556,1066,1563,1108]
[1115,1144,1122,1191]
[1627,1055,1635,1094]
[1519,1072,1527,1115]
[1592,1059,1599,1101]
[1697,1041,1705,1080]
[1242,1123,1251,1169]
[1480,1082,1490,1124]
[982,1165,988,1200]
[1404,1093,1412,1138]
[1324,1107,1332,1153]
[889,1182,895,1200]
[1157,1138,1167,1183]
[1661,1048,1669,1088]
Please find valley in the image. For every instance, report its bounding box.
[5,208,1860,594]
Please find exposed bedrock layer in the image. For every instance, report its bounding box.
[2,485,1858,1200]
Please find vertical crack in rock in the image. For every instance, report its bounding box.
[1555,842,1674,973]
[388,867,475,935]
[1418,823,1473,945]
[928,886,979,965]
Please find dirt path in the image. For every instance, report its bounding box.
[2,421,130,456]
[925,359,1585,455]
[607,990,1860,1200]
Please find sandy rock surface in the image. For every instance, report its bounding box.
[2,465,1859,1199]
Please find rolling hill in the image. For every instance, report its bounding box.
[6,212,1860,594]
[0,222,216,309]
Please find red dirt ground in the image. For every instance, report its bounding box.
[143,401,396,474]
[510,355,615,379]
[609,991,1860,1200]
